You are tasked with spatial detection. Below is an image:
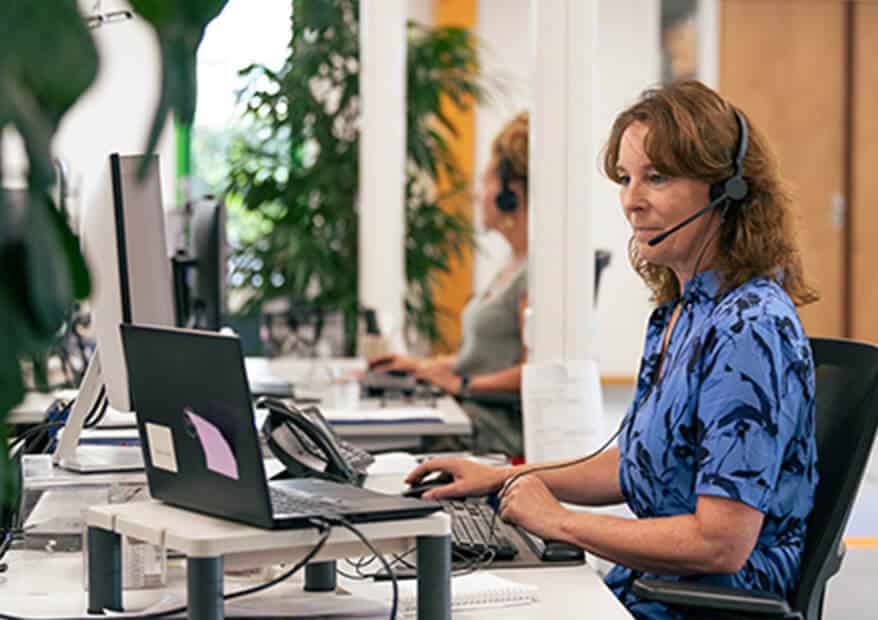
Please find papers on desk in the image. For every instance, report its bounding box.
[344,572,538,616]
[321,407,442,425]
[406,572,538,614]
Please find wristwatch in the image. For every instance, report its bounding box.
[459,374,471,395]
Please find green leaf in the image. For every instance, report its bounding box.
[23,191,75,337]
[0,0,99,188]
[129,0,228,177]
[226,0,483,352]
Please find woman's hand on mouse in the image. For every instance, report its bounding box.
[498,474,568,541]
[405,458,509,500]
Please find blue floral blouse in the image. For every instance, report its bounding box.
[605,271,818,619]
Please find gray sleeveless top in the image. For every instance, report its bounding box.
[453,262,527,377]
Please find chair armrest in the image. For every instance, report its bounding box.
[633,578,799,619]
[458,391,521,408]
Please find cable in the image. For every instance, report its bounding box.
[485,404,632,552]
[82,387,109,429]
[0,522,333,620]
[484,227,725,547]
[9,422,65,453]
[320,516,398,620]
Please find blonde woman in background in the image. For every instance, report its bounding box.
[369,112,530,455]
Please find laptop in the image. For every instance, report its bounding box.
[120,324,441,529]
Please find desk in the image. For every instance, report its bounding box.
[325,396,471,451]
[85,500,453,620]
[0,551,631,619]
[8,390,62,426]
[246,356,472,451]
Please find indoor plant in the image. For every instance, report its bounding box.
[226,0,484,355]
[0,0,227,506]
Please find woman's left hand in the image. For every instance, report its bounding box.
[498,474,569,541]
[413,365,462,395]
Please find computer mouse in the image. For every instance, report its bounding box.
[402,471,455,498]
[541,539,585,562]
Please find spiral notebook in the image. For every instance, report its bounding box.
[398,572,539,615]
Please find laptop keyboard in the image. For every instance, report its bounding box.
[269,486,349,516]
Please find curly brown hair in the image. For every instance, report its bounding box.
[603,80,817,307]
[490,111,529,196]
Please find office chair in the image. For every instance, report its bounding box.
[633,337,878,620]
[595,248,611,302]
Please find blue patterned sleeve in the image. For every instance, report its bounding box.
[693,308,796,513]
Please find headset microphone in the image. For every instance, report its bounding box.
[646,196,725,246]
[646,109,750,247]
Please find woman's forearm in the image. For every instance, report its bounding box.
[503,447,624,506]
[424,354,456,371]
[468,364,521,392]
[555,511,745,575]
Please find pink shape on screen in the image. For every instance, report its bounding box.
[184,409,239,480]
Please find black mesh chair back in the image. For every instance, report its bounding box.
[792,337,878,619]
[595,249,611,301]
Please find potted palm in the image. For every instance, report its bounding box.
[226,0,484,355]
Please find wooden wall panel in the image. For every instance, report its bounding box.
[720,0,846,338]
[851,1,878,343]
[431,0,477,352]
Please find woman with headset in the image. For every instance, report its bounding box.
[368,112,530,455]
[407,82,818,618]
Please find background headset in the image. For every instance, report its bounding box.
[647,108,751,247]
[494,156,519,213]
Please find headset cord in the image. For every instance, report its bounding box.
[486,419,627,547]
[485,216,727,548]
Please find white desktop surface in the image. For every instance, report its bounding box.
[85,499,450,561]
[9,459,632,619]
[247,355,472,450]
[341,564,632,619]
[0,550,632,619]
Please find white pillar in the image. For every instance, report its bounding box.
[528,0,596,363]
[523,0,603,461]
[358,0,407,347]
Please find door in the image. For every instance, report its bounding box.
[852,1,878,343]
[719,0,846,337]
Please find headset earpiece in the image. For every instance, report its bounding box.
[648,109,751,247]
[708,109,750,207]
[495,157,518,213]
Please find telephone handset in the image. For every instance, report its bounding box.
[257,397,373,486]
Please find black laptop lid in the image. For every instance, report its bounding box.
[120,324,276,528]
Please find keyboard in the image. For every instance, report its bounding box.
[443,499,521,561]
[269,486,347,516]
[443,498,585,564]
[360,371,419,396]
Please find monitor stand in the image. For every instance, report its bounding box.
[52,350,144,474]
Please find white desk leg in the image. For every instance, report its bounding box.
[416,534,451,620]
[87,526,122,613]
[187,556,224,620]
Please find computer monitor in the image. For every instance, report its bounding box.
[171,197,225,331]
[189,197,225,330]
[53,153,175,472]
